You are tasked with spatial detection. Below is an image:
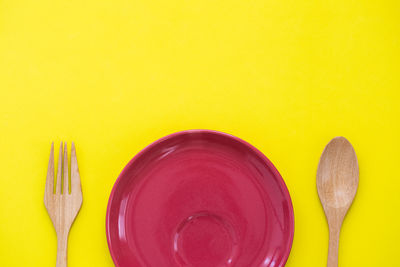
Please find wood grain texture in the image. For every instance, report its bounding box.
[44,142,83,267]
[317,137,359,267]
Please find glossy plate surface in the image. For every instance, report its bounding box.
[106,130,294,267]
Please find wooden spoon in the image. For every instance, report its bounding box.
[317,137,359,267]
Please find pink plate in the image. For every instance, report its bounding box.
[106,130,294,267]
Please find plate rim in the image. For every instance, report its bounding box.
[106,129,294,267]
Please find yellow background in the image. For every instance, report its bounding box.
[0,0,399,266]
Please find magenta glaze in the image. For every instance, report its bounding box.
[106,130,294,267]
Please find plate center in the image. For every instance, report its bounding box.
[173,212,237,267]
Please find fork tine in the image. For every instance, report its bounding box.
[56,142,63,194]
[70,142,82,195]
[45,142,55,196]
[63,142,69,194]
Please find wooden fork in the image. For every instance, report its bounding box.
[44,142,83,267]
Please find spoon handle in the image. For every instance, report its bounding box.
[328,226,340,267]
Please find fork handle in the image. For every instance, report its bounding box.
[56,233,68,267]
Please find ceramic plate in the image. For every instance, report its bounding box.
[106,130,294,267]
